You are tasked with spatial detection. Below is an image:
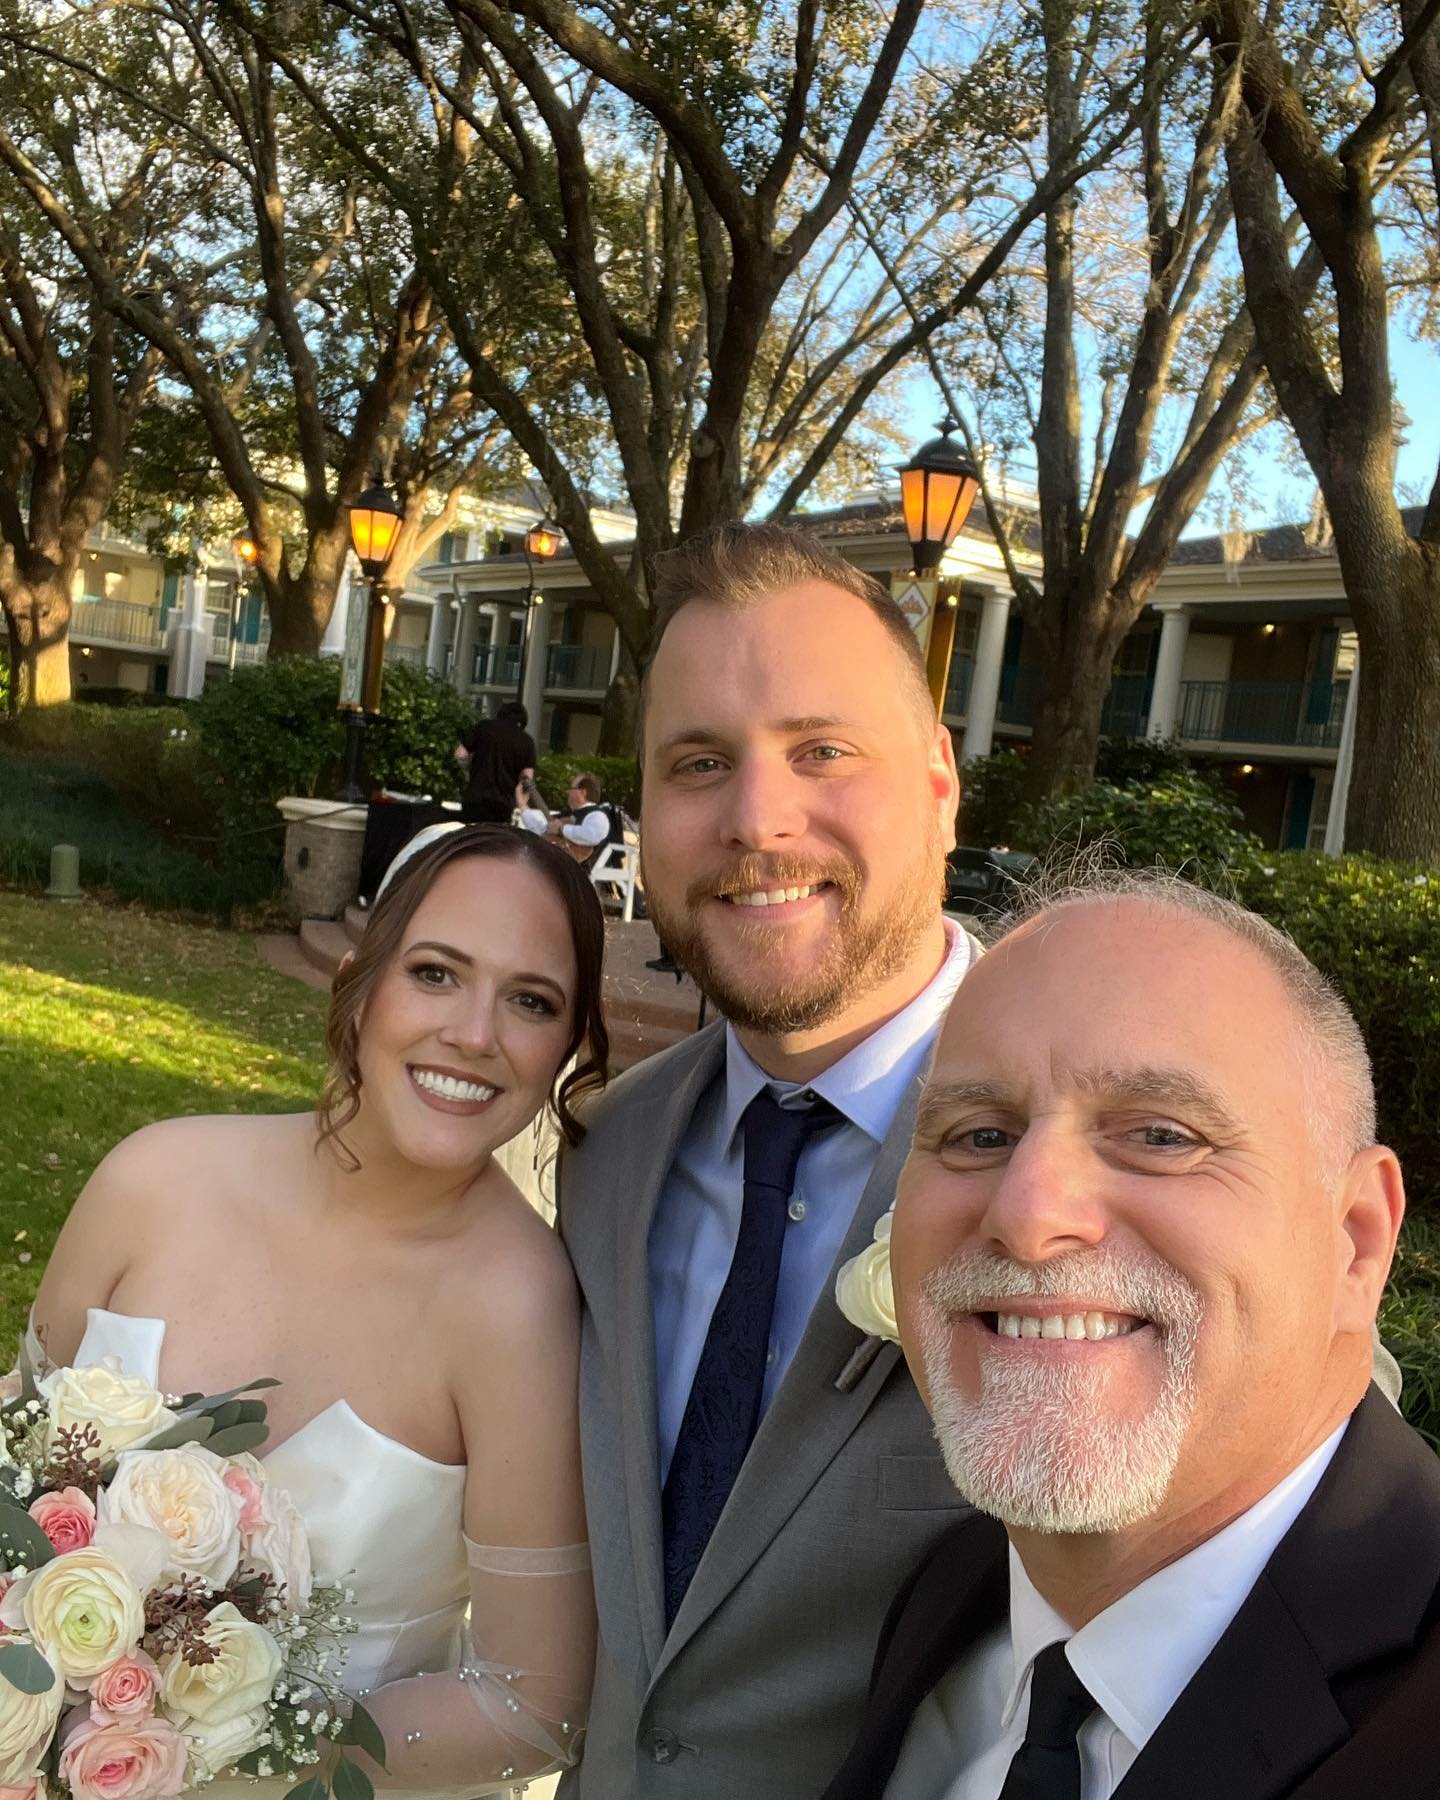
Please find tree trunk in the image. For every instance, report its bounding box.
[264,543,348,658]
[1025,612,1127,801]
[1342,546,1440,858]
[1,580,73,708]
[598,646,641,757]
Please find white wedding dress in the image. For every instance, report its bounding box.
[32,1308,590,1800]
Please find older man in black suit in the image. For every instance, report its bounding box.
[824,871,1440,1800]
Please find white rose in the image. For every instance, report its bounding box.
[100,1445,243,1587]
[834,1207,899,1341]
[241,1482,312,1612]
[178,1705,271,1780]
[0,1637,63,1785]
[159,1603,282,1726]
[39,1362,176,1460]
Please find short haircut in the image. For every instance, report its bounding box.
[572,771,601,802]
[497,700,528,728]
[639,521,933,746]
[986,862,1376,1175]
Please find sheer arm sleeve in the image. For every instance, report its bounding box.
[349,1535,595,1794]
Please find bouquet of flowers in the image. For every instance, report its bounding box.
[0,1350,385,1800]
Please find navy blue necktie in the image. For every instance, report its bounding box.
[662,1087,841,1626]
[1000,1642,1095,1800]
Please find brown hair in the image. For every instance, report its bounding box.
[317,826,609,1165]
[571,771,602,803]
[640,520,933,743]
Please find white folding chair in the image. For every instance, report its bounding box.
[590,840,641,921]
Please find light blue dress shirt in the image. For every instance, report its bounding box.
[649,922,980,1484]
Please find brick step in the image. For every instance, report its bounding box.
[297,918,350,981]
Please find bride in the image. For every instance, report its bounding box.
[29,822,608,1795]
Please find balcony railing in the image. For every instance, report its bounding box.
[472,642,522,688]
[1099,673,1151,740]
[206,610,271,666]
[1178,678,1349,749]
[546,642,612,692]
[71,596,166,650]
[383,642,429,670]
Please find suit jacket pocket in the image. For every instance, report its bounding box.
[879,1451,966,1512]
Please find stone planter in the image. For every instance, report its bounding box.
[277,796,367,923]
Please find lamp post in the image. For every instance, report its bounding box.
[230,533,258,674]
[897,418,981,712]
[337,475,403,803]
[515,517,561,704]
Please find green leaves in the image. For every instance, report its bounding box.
[0,1504,55,1568]
[338,1702,386,1769]
[284,1777,327,1800]
[332,1758,374,1800]
[0,1642,56,1694]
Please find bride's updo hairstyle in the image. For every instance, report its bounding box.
[318,825,609,1162]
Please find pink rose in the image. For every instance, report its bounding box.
[220,1467,265,1537]
[58,1713,186,1800]
[86,1654,160,1725]
[29,1489,96,1555]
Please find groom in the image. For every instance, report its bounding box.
[557,522,980,1798]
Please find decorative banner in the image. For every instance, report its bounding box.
[339,573,366,709]
[891,574,938,657]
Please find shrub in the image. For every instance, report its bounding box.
[1381,1213,1440,1449]
[1237,854,1440,1215]
[956,748,1029,848]
[1015,766,1263,877]
[535,751,641,817]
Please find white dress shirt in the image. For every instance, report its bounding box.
[885,1423,1347,1799]
[648,919,980,1484]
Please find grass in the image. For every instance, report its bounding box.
[0,890,329,1348]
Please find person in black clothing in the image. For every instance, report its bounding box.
[454,699,537,824]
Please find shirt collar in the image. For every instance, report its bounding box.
[720,918,981,1148]
[1001,1421,1348,1749]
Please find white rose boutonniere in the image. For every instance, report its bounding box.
[833,1206,901,1391]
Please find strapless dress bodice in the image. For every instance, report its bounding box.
[51,1308,470,1697]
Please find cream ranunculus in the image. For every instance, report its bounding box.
[17,1546,145,1684]
[100,1445,243,1588]
[159,1603,282,1727]
[0,1637,63,1785]
[39,1362,175,1461]
[834,1206,899,1341]
[178,1706,271,1781]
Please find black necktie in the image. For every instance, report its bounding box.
[661,1088,841,1626]
[999,1642,1096,1800]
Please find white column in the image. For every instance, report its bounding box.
[167,550,212,699]
[1324,647,1359,856]
[425,594,451,676]
[1146,602,1191,739]
[320,556,355,658]
[522,591,549,729]
[607,623,623,686]
[451,594,480,694]
[960,587,1012,763]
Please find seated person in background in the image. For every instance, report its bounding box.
[454,698,537,824]
[516,771,551,836]
[824,869,1440,1800]
[548,771,623,869]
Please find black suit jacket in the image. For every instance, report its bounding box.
[823,1386,1440,1799]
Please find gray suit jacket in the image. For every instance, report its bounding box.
[557,1022,972,1800]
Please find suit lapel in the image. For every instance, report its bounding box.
[654,1076,923,1676]
[611,1024,727,1671]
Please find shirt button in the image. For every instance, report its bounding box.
[765,1345,778,1370]
[787,1198,807,1222]
[645,1729,681,1764]
[802,1088,819,1103]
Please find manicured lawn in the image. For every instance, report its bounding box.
[0,891,329,1348]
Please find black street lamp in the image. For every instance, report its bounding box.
[897,418,981,711]
[337,475,403,803]
[515,517,561,703]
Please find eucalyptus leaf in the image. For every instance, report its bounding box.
[135,1416,214,1452]
[285,1778,326,1800]
[333,1756,374,1800]
[208,1401,244,1432]
[0,1504,55,1567]
[205,1422,271,1456]
[13,1332,37,1406]
[340,1703,386,1769]
[0,1641,56,1694]
[182,1377,280,1415]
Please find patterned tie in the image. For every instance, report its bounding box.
[999,1641,1096,1800]
[661,1087,842,1626]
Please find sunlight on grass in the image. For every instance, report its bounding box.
[0,892,330,1348]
